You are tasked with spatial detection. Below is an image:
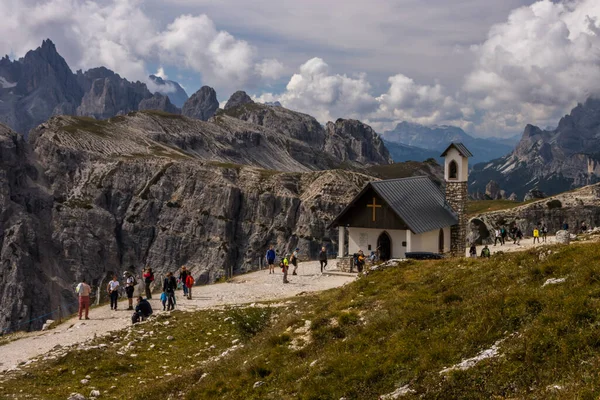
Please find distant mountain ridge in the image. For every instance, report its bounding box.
[382,139,441,163]
[148,74,189,108]
[0,39,189,135]
[470,97,600,200]
[382,121,514,164]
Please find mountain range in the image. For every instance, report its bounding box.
[382,122,516,164]
[470,97,600,200]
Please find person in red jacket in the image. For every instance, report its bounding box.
[185,273,195,300]
[143,267,154,299]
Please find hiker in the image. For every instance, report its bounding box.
[500,226,507,245]
[143,267,154,299]
[515,228,523,245]
[370,251,377,262]
[282,254,290,283]
[266,245,276,274]
[469,244,477,258]
[510,226,518,242]
[163,272,177,311]
[356,250,366,272]
[541,224,548,243]
[581,221,588,234]
[178,266,189,298]
[533,227,540,244]
[160,291,167,311]
[291,248,299,275]
[480,245,491,258]
[185,273,195,300]
[124,271,136,310]
[76,278,92,320]
[494,228,502,246]
[132,296,153,324]
[318,246,328,273]
[107,275,120,310]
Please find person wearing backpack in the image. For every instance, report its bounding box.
[163,272,177,311]
[541,224,548,242]
[318,246,328,273]
[266,245,276,274]
[143,267,154,299]
[185,274,195,300]
[178,266,189,298]
[124,271,136,310]
[533,227,540,244]
[291,248,299,275]
[500,226,507,245]
[282,254,290,284]
[480,245,491,258]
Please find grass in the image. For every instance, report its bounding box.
[62,117,110,136]
[5,243,600,398]
[467,199,532,216]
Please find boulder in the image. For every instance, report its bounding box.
[555,230,570,245]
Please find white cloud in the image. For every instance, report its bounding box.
[0,0,282,92]
[154,67,168,80]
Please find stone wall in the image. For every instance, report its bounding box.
[446,181,468,256]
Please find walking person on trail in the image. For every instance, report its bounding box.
[107,275,120,310]
[163,272,177,311]
[319,246,328,273]
[541,225,548,243]
[124,271,136,310]
[515,228,523,245]
[76,278,92,320]
[291,248,299,275]
[178,266,189,298]
[132,296,153,324]
[143,267,154,299]
[160,291,167,311]
[500,226,507,245]
[533,227,540,244]
[281,254,290,284]
[266,245,276,274]
[494,228,503,246]
[480,245,491,258]
[185,273,195,300]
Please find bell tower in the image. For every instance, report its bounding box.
[441,143,472,257]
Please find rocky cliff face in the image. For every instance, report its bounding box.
[325,119,392,165]
[224,90,254,110]
[148,74,189,108]
[182,86,219,121]
[0,105,398,332]
[76,69,152,119]
[139,93,181,115]
[470,97,600,200]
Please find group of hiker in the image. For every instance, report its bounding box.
[75,265,197,324]
[265,245,329,283]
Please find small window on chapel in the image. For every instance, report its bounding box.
[449,160,458,180]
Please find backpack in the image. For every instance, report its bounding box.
[533,229,539,237]
[186,275,195,286]
[132,276,138,286]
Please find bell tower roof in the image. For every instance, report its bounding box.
[440,142,472,158]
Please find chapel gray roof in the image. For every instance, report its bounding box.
[440,142,473,158]
[331,176,459,234]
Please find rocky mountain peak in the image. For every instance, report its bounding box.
[181,86,219,121]
[224,90,253,110]
[148,74,189,108]
[325,118,392,165]
[138,93,181,115]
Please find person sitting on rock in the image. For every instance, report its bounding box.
[132,296,153,324]
[480,245,491,258]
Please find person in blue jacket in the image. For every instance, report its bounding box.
[266,245,276,274]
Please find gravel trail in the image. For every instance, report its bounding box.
[0,260,352,373]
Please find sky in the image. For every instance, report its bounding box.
[2,0,600,137]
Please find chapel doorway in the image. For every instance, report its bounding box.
[438,229,444,254]
[377,231,391,261]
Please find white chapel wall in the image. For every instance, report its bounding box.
[411,229,444,253]
[347,228,407,258]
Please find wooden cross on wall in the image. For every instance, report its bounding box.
[366,197,382,222]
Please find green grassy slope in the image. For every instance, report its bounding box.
[3,242,600,399]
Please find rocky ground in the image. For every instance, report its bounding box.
[0,260,353,374]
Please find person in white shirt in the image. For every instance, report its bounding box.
[76,278,92,320]
[107,275,120,310]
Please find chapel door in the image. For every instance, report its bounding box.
[377,232,391,261]
[438,229,444,254]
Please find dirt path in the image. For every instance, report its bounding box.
[466,235,558,257]
[0,260,352,373]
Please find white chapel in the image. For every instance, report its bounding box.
[330,142,472,259]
